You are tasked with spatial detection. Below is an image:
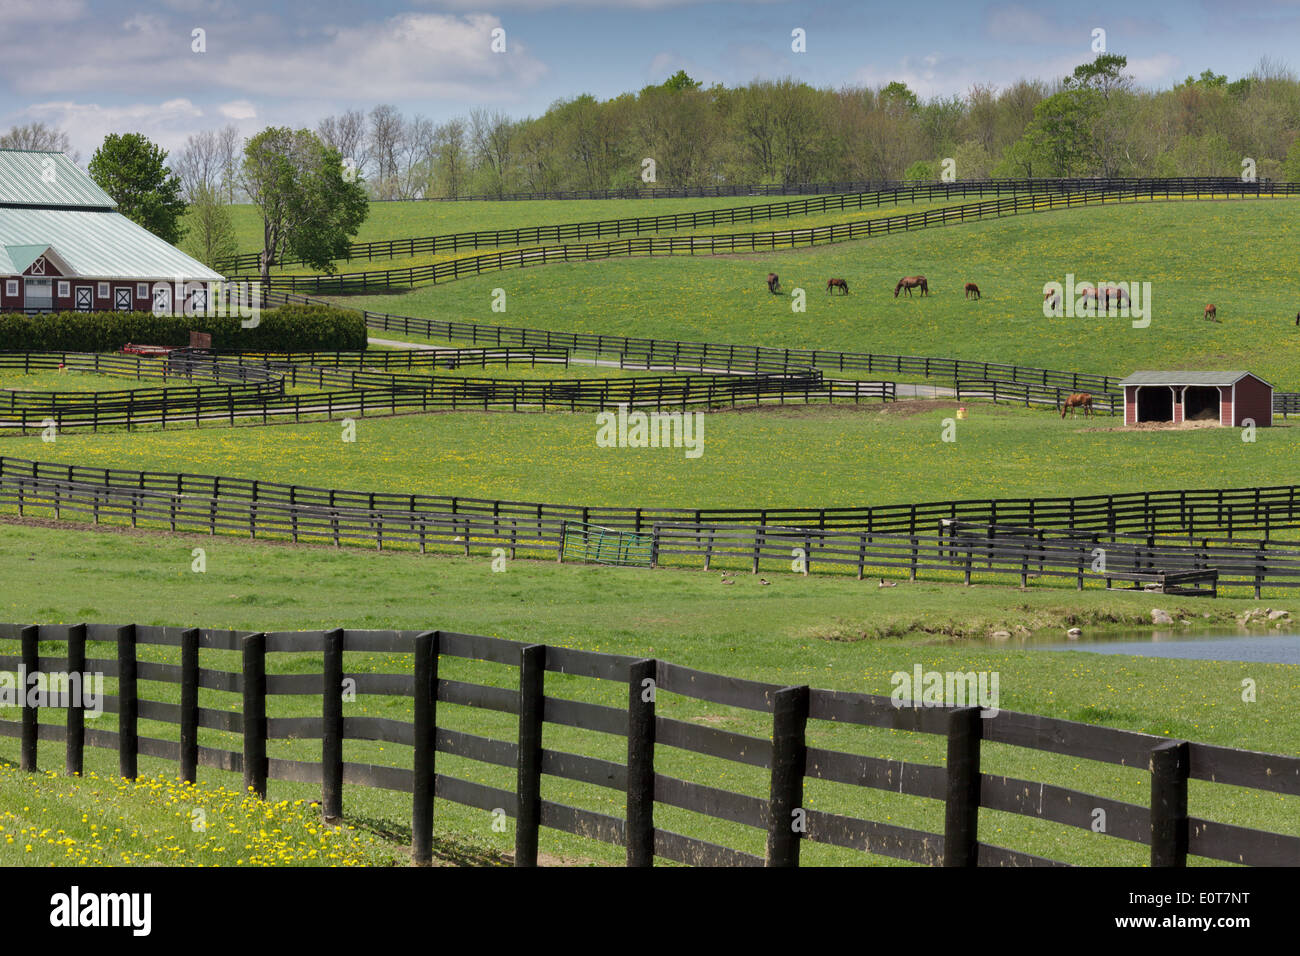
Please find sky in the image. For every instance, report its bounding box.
[2,0,1298,160]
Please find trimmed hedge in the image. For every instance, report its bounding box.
[0,304,367,352]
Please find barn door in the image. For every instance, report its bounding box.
[115,287,133,311]
[74,286,93,311]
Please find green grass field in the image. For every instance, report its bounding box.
[8,188,1298,867]
[332,198,1300,387]
[211,194,834,258]
[1,519,1296,866]
[5,401,1292,511]
[257,199,965,277]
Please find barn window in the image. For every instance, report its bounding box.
[137,283,148,298]
[97,282,109,297]
[5,280,16,297]
[58,281,70,297]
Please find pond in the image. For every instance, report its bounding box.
[994,628,1300,665]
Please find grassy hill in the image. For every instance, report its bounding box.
[332,198,1300,386]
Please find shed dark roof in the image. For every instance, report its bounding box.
[1117,371,1272,388]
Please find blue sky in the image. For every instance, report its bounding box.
[3,0,1298,158]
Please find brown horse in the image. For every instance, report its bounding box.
[964,282,980,300]
[1044,290,1060,311]
[895,276,928,297]
[826,278,849,295]
[1205,304,1218,321]
[766,273,781,294]
[1101,286,1129,311]
[1060,393,1094,418]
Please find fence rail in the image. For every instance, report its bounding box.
[4,458,1300,594]
[0,350,894,433]
[232,184,1298,292]
[1,622,1295,867]
[215,176,1262,273]
[375,174,1288,203]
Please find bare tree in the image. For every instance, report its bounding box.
[368,104,404,197]
[216,125,243,203]
[431,119,468,198]
[470,108,516,196]
[1,122,78,162]
[396,114,435,199]
[318,109,368,177]
[173,129,223,200]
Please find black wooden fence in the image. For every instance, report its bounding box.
[271,291,1125,397]
[1,623,1296,866]
[375,174,1286,204]
[3,454,1297,540]
[4,457,1300,594]
[232,183,1298,292]
[0,351,893,433]
[216,176,1254,274]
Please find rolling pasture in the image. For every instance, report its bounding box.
[335,199,1300,386]
[6,181,1300,867]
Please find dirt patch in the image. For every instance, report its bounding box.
[1082,419,1222,433]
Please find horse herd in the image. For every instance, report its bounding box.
[765,273,979,299]
[762,272,1299,421]
[766,272,1300,326]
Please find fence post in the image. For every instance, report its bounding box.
[322,628,344,822]
[1149,740,1189,867]
[412,630,440,866]
[515,644,547,867]
[65,623,86,776]
[20,625,38,772]
[626,658,657,867]
[943,707,983,866]
[179,627,200,784]
[117,624,138,780]
[766,685,809,867]
[242,632,267,799]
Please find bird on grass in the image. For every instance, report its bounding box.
[879,579,897,588]
[759,578,770,586]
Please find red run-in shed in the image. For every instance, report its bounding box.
[1118,371,1273,428]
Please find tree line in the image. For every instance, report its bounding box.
[296,57,1299,197]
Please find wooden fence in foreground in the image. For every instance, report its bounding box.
[1,623,1296,866]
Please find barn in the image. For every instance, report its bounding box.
[1118,371,1273,428]
[0,149,222,314]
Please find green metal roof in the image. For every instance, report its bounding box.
[0,150,116,209]
[1117,370,1269,387]
[0,206,222,281]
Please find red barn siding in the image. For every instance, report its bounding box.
[1233,376,1273,427]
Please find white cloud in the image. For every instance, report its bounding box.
[215,13,547,100]
[218,100,258,121]
[16,98,208,159]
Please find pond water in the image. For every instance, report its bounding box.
[995,628,1300,665]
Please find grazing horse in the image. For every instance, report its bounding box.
[1044,290,1061,311]
[895,276,928,297]
[1205,304,1218,322]
[826,278,849,295]
[1101,286,1129,311]
[766,273,781,294]
[964,282,981,300]
[1060,392,1094,418]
